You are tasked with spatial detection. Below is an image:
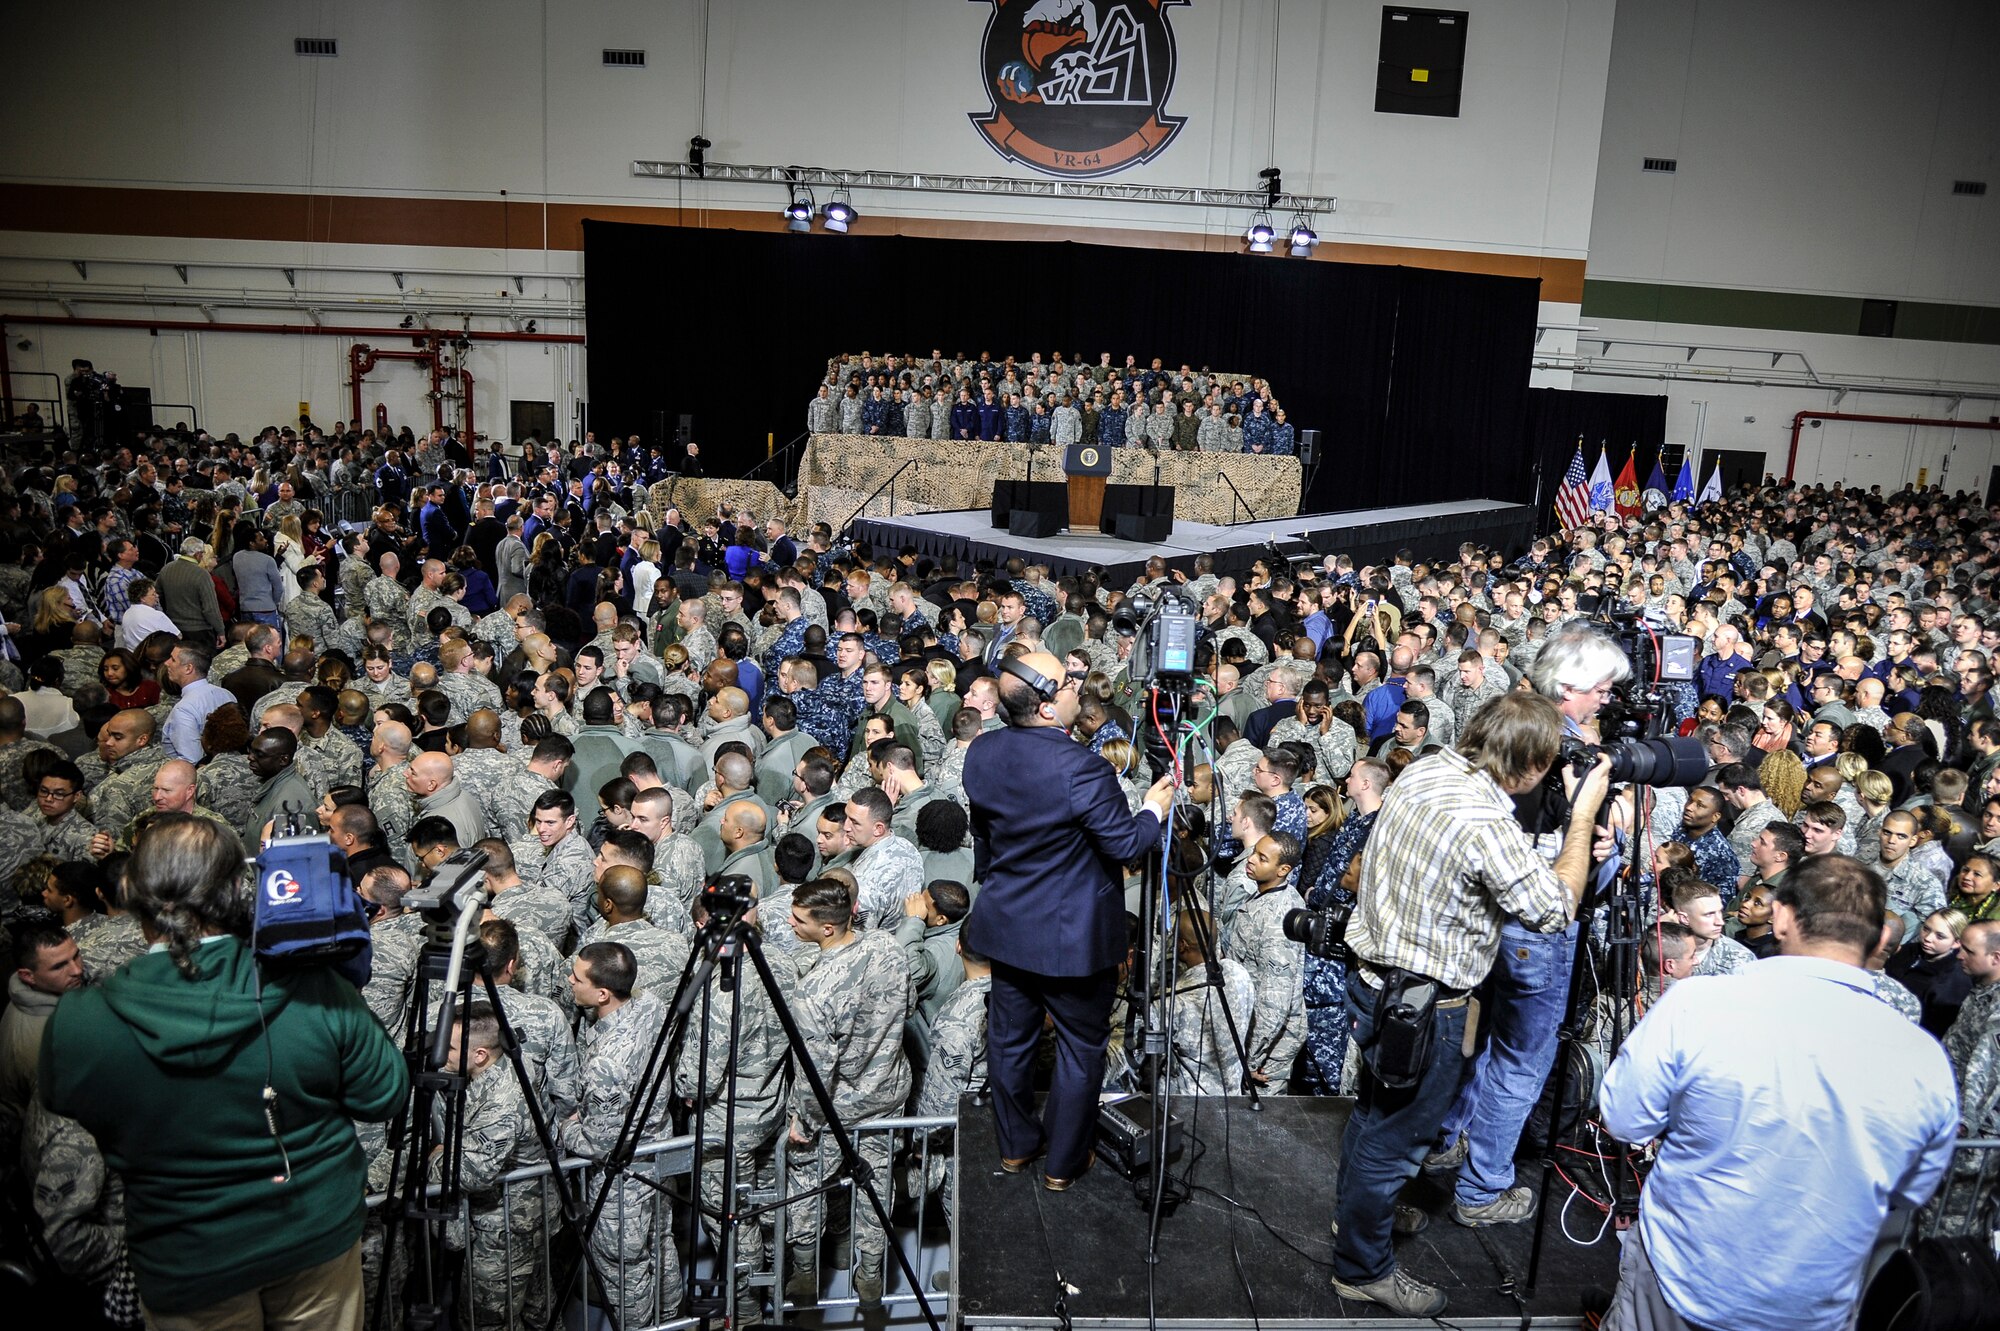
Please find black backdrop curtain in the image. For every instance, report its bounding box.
[1522,386,1670,529]
[582,220,1542,513]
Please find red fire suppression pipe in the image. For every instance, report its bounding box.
[350,341,446,436]
[0,312,583,343]
[458,368,475,444]
[1787,410,2000,482]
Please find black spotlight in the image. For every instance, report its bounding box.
[1259,166,1283,207]
[823,192,858,234]
[688,135,712,177]
[783,190,814,232]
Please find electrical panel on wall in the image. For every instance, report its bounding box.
[1377,7,1469,118]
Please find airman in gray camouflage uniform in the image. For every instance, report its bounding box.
[365,568,413,650]
[370,757,420,875]
[785,887,914,1306]
[196,752,259,833]
[674,928,798,1319]
[438,1006,551,1331]
[563,960,681,1330]
[81,740,169,849]
[78,914,146,985]
[0,736,62,810]
[20,1097,134,1308]
[913,966,990,1220]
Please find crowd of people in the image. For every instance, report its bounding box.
[0,391,1995,1329]
[808,349,1301,454]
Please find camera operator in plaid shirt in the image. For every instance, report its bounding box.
[1329,692,1611,1318]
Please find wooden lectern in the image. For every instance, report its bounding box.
[1063,443,1112,530]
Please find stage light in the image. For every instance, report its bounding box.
[1259,166,1283,207]
[823,192,857,233]
[783,189,815,233]
[1288,215,1318,258]
[688,135,711,177]
[1245,213,1276,254]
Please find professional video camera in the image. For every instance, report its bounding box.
[1281,895,1354,962]
[1591,598,1700,741]
[1112,587,1199,685]
[700,872,757,919]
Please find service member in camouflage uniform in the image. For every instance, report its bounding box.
[280,567,341,649]
[673,894,798,1321]
[19,1096,135,1318]
[912,947,992,1222]
[84,710,171,845]
[784,880,915,1308]
[33,763,102,861]
[365,554,413,650]
[439,1003,551,1331]
[563,942,681,1329]
[474,918,581,1121]
[531,789,601,941]
[572,866,691,1003]
[1227,834,1308,1089]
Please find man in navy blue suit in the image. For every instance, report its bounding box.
[963,651,1174,1189]
[418,481,458,557]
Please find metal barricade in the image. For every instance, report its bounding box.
[1914,1137,2000,1242]
[768,1112,956,1321]
[365,1111,957,1328]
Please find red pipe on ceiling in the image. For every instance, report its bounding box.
[1786,409,2000,482]
[0,312,583,342]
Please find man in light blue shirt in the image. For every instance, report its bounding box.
[1598,854,1958,1331]
[161,642,238,763]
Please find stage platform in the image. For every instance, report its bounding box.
[953,1095,1619,1331]
[850,499,1535,583]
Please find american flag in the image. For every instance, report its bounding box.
[1553,444,1592,530]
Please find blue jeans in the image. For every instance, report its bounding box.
[244,609,282,627]
[1331,972,1471,1284]
[1437,920,1577,1207]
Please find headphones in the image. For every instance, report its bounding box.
[997,656,1061,703]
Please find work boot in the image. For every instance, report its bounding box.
[854,1259,886,1311]
[1423,1132,1469,1172]
[1330,1204,1429,1238]
[1452,1185,1537,1227]
[783,1244,819,1306]
[1331,1267,1449,1318]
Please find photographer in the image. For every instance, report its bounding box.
[1330,693,1610,1318]
[1424,622,1629,1227]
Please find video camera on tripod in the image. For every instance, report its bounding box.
[1560,600,1708,789]
[1112,587,1200,686]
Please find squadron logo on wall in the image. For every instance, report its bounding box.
[968,0,1188,179]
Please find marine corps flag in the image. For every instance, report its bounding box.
[1613,452,1642,520]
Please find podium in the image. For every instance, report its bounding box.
[1064,443,1112,531]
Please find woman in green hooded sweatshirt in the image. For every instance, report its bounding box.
[40,813,408,1327]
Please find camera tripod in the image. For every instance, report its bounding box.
[1521,777,1659,1299]
[370,851,613,1331]
[542,879,944,1331]
[1126,679,1261,1257]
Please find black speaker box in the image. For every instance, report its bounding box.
[1114,511,1173,543]
[1010,510,1058,539]
[1298,428,1322,467]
